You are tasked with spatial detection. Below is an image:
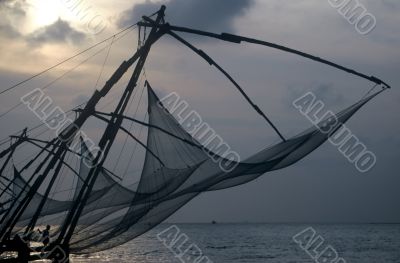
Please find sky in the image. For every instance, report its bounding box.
[0,0,399,223]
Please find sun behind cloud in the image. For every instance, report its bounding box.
[28,0,63,28]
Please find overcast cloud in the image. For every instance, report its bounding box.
[118,0,254,32]
[27,18,86,46]
[0,0,399,224]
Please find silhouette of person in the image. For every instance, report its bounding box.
[38,225,51,246]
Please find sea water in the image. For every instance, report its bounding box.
[71,224,400,262]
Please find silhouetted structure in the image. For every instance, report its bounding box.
[0,5,390,262]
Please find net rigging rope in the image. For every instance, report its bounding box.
[112,72,146,172]
[88,76,147,217]
[12,78,149,229]
[94,35,116,90]
[0,23,139,96]
[0,26,136,121]
[0,26,136,146]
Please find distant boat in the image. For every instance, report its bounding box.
[212,220,217,225]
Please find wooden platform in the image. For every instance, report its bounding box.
[0,238,69,263]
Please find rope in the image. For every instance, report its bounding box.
[0,23,138,96]
[0,26,135,121]
[112,73,145,172]
[167,30,287,142]
[122,113,147,179]
[362,84,379,99]
[94,36,115,90]
[0,27,135,143]
[0,47,108,120]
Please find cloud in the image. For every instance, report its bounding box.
[0,0,26,16]
[27,19,86,46]
[0,24,20,38]
[0,0,26,39]
[118,0,254,32]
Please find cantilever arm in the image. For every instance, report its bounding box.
[138,21,391,89]
[139,17,287,141]
[166,30,287,142]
